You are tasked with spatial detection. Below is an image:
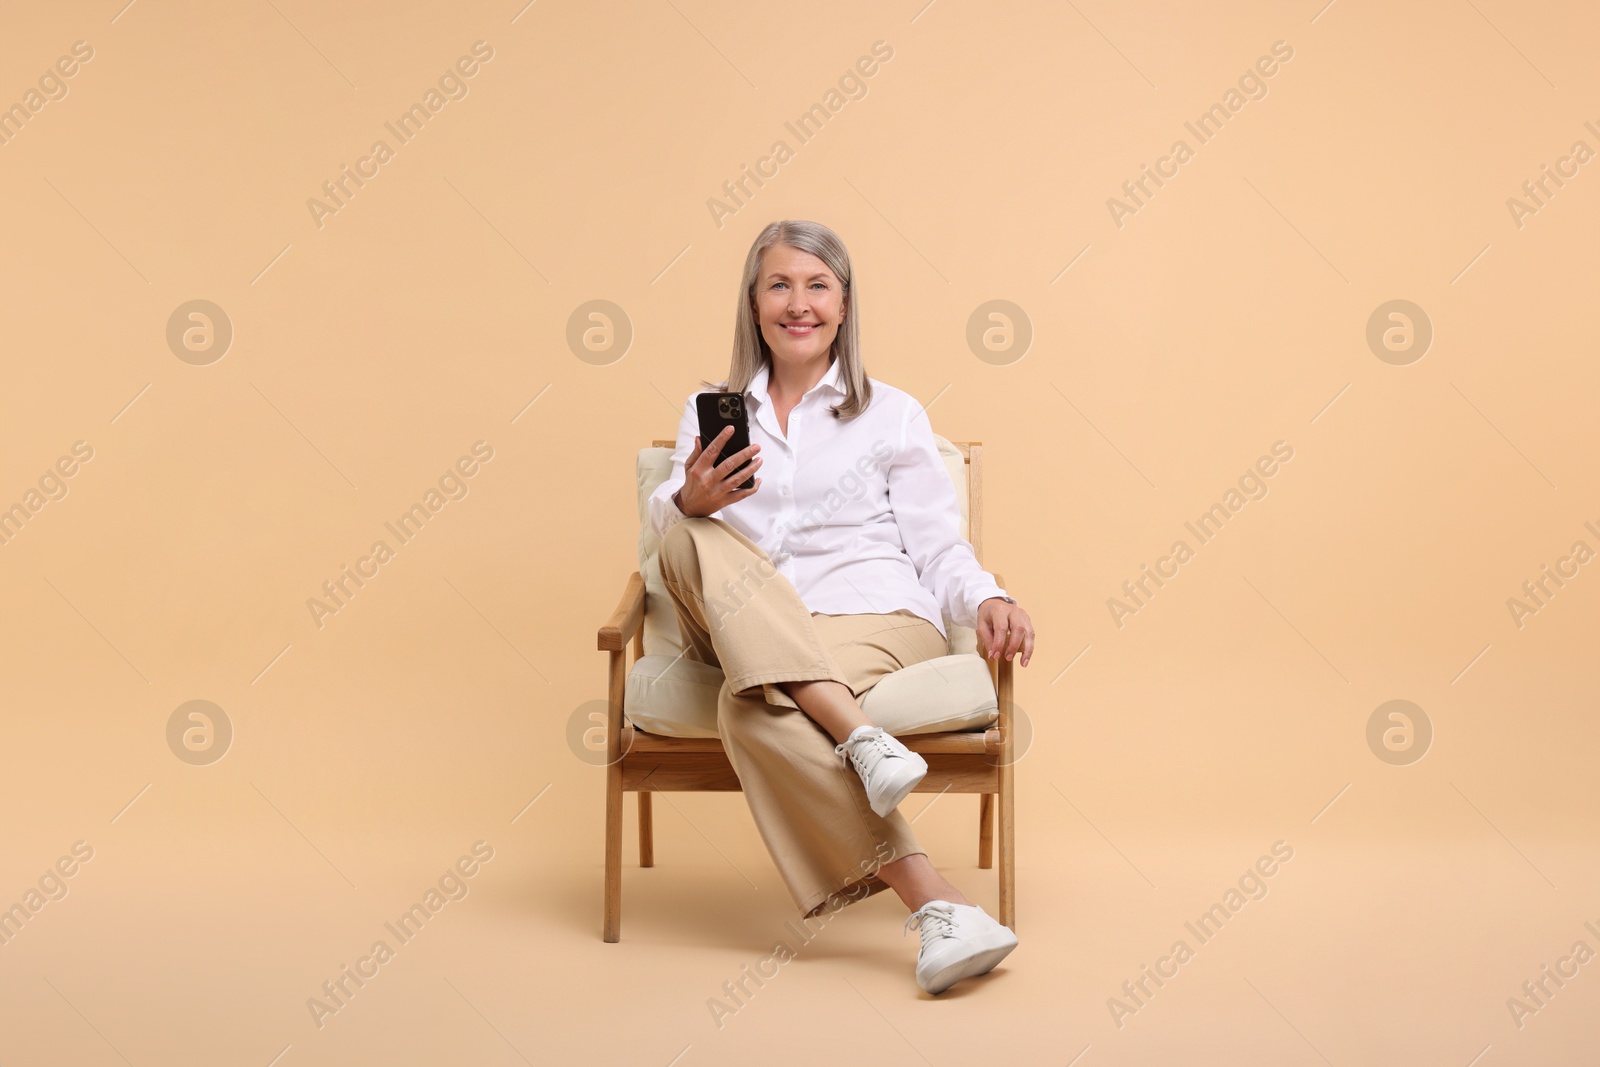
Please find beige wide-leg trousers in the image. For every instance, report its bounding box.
[657,516,949,919]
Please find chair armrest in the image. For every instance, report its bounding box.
[992,648,1015,735]
[597,571,646,651]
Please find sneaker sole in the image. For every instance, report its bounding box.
[870,754,928,817]
[920,932,1019,995]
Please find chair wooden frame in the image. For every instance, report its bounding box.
[597,440,1015,943]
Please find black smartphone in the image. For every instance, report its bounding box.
[694,391,755,491]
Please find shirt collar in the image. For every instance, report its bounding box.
[747,355,846,409]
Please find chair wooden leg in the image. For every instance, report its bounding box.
[604,761,623,942]
[998,753,1015,931]
[603,649,626,943]
[995,654,1015,931]
[978,792,994,869]
[639,791,654,867]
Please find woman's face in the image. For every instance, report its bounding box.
[752,244,847,370]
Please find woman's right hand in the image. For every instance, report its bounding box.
[677,425,762,517]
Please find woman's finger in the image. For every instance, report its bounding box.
[715,439,758,480]
[691,427,730,473]
[1004,616,1026,660]
[721,455,761,489]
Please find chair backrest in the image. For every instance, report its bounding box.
[635,434,985,660]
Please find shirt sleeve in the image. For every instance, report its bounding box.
[646,394,698,539]
[888,398,1009,629]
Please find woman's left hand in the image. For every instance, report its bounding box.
[977,597,1033,667]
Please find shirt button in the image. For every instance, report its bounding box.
[780,486,790,496]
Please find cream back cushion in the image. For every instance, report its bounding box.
[635,433,978,658]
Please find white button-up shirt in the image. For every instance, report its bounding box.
[648,356,1007,641]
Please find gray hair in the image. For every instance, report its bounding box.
[702,219,872,421]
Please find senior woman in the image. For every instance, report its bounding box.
[648,219,1033,995]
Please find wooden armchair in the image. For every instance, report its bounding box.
[597,437,1015,943]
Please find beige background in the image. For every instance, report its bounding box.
[2,0,1596,1063]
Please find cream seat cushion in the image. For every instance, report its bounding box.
[626,432,998,739]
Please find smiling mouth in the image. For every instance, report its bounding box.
[782,323,819,334]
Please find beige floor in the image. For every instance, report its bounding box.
[3,665,1595,1066]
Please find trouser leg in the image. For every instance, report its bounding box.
[718,611,951,918]
[657,517,848,705]
[658,516,951,919]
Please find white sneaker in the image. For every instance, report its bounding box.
[834,724,927,818]
[903,900,1019,994]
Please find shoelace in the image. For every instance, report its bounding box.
[834,727,895,776]
[903,901,957,943]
